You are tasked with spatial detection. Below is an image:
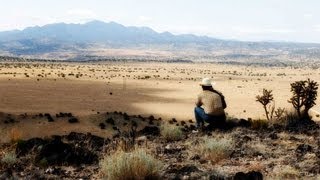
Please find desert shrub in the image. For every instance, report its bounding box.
[256,89,285,122]
[272,165,300,179]
[197,136,234,163]
[250,119,269,129]
[288,79,318,120]
[9,128,22,142]
[1,151,17,166]
[160,123,184,141]
[282,110,300,125]
[256,89,274,121]
[100,149,163,180]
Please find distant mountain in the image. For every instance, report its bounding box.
[0,20,220,45]
[1,20,320,60]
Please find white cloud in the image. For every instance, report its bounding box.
[313,25,320,32]
[138,16,152,22]
[67,9,96,17]
[231,26,295,35]
[303,13,313,18]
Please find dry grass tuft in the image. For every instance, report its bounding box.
[160,123,184,141]
[197,136,234,163]
[9,128,23,142]
[1,151,17,166]
[272,165,300,179]
[100,148,163,180]
[250,119,269,129]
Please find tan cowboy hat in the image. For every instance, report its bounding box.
[200,78,216,87]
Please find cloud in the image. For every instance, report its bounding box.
[231,26,295,35]
[303,13,313,18]
[137,16,152,23]
[67,9,97,18]
[64,8,98,24]
[313,25,320,32]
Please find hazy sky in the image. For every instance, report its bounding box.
[1,0,320,43]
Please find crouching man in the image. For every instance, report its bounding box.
[194,78,227,129]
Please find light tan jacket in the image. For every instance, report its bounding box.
[196,90,225,116]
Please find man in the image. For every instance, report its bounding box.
[195,78,227,128]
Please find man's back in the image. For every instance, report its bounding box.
[196,90,225,116]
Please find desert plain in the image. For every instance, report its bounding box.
[1,61,320,121]
[0,61,320,179]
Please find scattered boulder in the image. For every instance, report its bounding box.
[65,132,107,151]
[269,132,278,140]
[16,138,48,157]
[148,115,155,121]
[234,171,263,180]
[44,113,54,122]
[56,112,73,118]
[138,126,160,136]
[243,135,252,142]
[238,119,251,127]
[286,119,319,135]
[123,113,130,120]
[35,137,98,166]
[68,117,79,123]
[167,164,201,175]
[296,144,313,156]
[99,123,106,129]
[105,118,115,125]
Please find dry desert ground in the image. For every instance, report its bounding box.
[0,61,320,179]
[0,61,319,121]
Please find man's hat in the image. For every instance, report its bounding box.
[200,78,216,87]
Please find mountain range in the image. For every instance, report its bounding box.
[1,20,320,61]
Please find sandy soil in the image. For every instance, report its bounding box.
[0,62,319,121]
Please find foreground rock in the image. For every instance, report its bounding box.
[16,132,107,166]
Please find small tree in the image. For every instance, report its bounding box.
[288,79,318,120]
[256,89,274,121]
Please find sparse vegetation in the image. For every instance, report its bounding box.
[1,151,17,166]
[256,89,288,122]
[256,89,274,121]
[160,123,184,141]
[272,165,300,179]
[9,128,22,142]
[100,149,163,180]
[197,136,234,163]
[288,79,318,120]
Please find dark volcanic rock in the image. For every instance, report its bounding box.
[16,138,48,157]
[44,113,54,122]
[167,164,201,175]
[65,132,107,151]
[296,144,313,155]
[286,119,319,135]
[234,171,263,180]
[16,132,107,167]
[35,136,98,166]
[238,119,251,127]
[68,117,79,123]
[105,117,115,125]
[99,123,106,129]
[138,126,160,136]
[268,132,278,140]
